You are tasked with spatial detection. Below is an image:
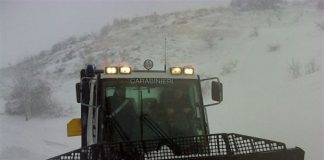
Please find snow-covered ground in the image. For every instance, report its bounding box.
[0,115,80,160]
[0,79,80,160]
[0,5,323,160]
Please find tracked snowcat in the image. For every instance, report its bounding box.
[48,60,304,160]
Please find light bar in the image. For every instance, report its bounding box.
[171,67,182,75]
[105,67,118,74]
[184,67,194,75]
[120,66,131,74]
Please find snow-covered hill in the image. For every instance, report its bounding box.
[0,4,323,160]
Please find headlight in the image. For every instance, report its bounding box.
[170,67,182,75]
[105,67,118,74]
[184,67,194,75]
[120,66,131,74]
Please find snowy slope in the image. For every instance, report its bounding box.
[0,115,80,160]
[0,5,323,160]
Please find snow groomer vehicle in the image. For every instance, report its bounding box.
[48,59,304,160]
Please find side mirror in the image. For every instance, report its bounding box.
[212,81,223,102]
[76,83,80,103]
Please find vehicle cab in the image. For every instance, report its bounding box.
[72,60,223,147]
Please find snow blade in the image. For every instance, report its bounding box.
[47,133,304,160]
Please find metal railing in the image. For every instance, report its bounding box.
[47,133,304,160]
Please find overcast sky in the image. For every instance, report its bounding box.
[0,0,231,68]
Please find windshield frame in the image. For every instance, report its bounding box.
[99,77,208,142]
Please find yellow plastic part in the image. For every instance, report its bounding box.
[67,118,82,137]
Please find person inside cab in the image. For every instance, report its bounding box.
[159,86,195,137]
[105,86,138,142]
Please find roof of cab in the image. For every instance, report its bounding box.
[101,71,198,79]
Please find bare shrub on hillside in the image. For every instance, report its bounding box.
[194,8,210,18]
[50,36,78,54]
[201,30,218,48]
[131,45,141,51]
[209,7,227,13]
[62,50,74,62]
[53,67,65,74]
[172,17,188,25]
[147,12,160,25]
[100,24,112,36]
[172,11,182,18]
[83,47,92,55]
[250,27,259,37]
[316,22,324,30]
[131,17,145,24]
[113,18,130,28]
[51,42,66,53]
[37,50,49,59]
[268,43,281,52]
[78,34,93,42]
[288,59,302,79]
[221,60,238,75]
[66,36,77,45]
[305,59,321,75]
[230,0,285,10]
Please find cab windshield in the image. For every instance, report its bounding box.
[102,78,205,142]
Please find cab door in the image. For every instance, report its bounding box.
[86,79,99,145]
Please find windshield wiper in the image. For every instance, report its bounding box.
[106,99,131,141]
[138,87,180,154]
[104,99,144,159]
[108,116,130,141]
[141,114,181,154]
